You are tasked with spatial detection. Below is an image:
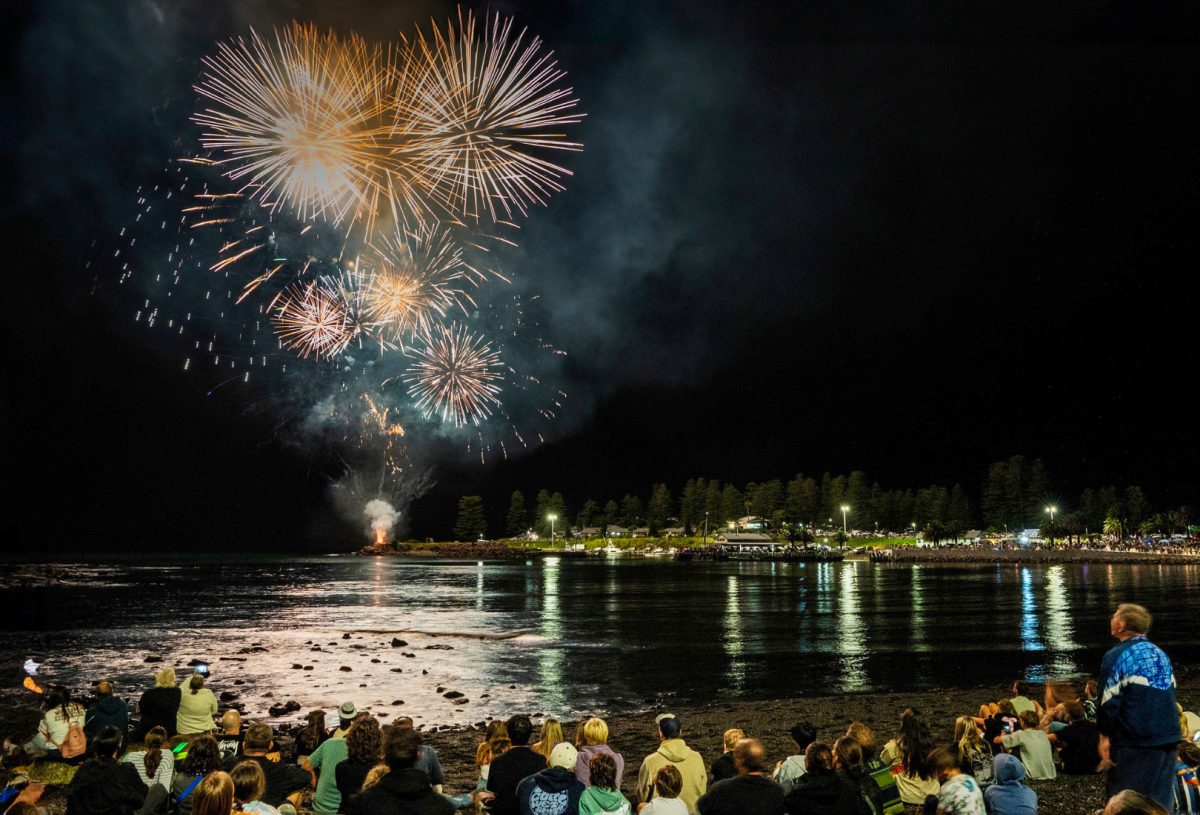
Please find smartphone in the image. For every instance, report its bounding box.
[195,663,210,677]
[1003,722,1013,734]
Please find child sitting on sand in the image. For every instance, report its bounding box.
[637,765,686,815]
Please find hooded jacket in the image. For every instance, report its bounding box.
[343,767,454,815]
[577,744,626,788]
[579,784,632,815]
[66,758,147,815]
[517,766,586,815]
[85,696,129,741]
[982,754,1037,815]
[782,770,862,815]
[637,739,707,812]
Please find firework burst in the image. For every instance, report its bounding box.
[270,279,354,359]
[403,322,503,426]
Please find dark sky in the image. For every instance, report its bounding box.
[4,1,1197,551]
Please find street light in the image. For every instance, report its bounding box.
[703,511,709,547]
[840,505,850,534]
[1044,505,1057,547]
[548,513,557,546]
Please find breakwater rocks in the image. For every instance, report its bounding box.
[363,542,576,559]
[869,546,1200,565]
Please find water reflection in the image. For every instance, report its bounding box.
[911,566,926,652]
[537,558,565,709]
[1043,565,1078,676]
[724,575,745,691]
[1020,568,1045,667]
[837,562,867,691]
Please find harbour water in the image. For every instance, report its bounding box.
[2,557,1197,726]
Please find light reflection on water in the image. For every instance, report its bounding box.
[0,559,1197,726]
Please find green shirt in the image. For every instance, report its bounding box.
[308,737,349,814]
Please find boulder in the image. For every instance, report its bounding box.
[391,638,408,648]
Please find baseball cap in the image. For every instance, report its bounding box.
[549,742,578,770]
[339,701,358,719]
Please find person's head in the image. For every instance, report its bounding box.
[732,738,768,775]
[1178,739,1200,768]
[1018,710,1040,730]
[653,764,683,800]
[997,699,1017,716]
[537,718,564,759]
[1103,789,1170,815]
[42,685,70,714]
[1084,678,1099,700]
[92,725,123,760]
[581,717,609,747]
[155,667,176,688]
[1010,680,1027,698]
[484,720,509,743]
[845,721,878,760]
[589,753,618,791]
[897,708,936,779]
[143,726,167,778]
[242,722,273,754]
[189,673,205,694]
[1111,603,1152,640]
[790,721,817,752]
[182,735,221,775]
[928,747,962,783]
[655,713,681,741]
[95,681,114,698]
[804,742,834,774]
[549,742,578,771]
[220,709,241,735]
[230,760,267,805]
[382,726,422,771]
[192,770,235,815]
[722,728,745,752]
[1064,701,1086,724]
[506,714,533,746]
[953,716,984,757]
[833,736,865,776]
[992,753,1026,785]
[346,713,382,765]
[338,700,358,728]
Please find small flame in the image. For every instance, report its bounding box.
[375,528,386,547]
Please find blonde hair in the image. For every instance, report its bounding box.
[723,728,745,751]
[192,771,234,815]
[1115,603,1152,635]
[535,718,564,762]
[581,717,609,747]
[953,716,986,760]
[362,763,390,790]
[155,667,176,688]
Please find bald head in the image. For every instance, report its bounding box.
[394,717,414,730]
[221,709,241,734]
[733,738,768,775]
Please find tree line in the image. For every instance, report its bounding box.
[449,454,1192,543]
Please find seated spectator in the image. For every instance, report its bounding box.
[698,738,783,815]
[579,753,630,815]
[190,771,234,815]
[1082,679,1100,721]
[880,708,940,811]
[300,712,353,815]
[223,722,311,812]
[170,734,222,815]
[136,670,180,740]
[517,742,586,815]
[294,710,330,758]
[487,715,549,815]
[774,722,815,795]
[532,718,566,764]
[980,683,1042,720]
[929,746,985,815]
[832,736,883,814]
[637,765,687,815]
[999,711,1056,781]
[175,674,217,737]
[1103,789,1170,815]
[952,716,993,786]
[85,682,129,745]
[66,725,166,815]
[575,717,624,789]
[121,726,173,790]
[343,727,454,815]
[635,714,706,814]
[231,760,281,815]
[1047,702,1100,775]
[846,721,899,814]
[335,713,382,801]
[216,710,242,763]
[476,721,511,787]
[25,685,86,761]
[1174,738,1200,815]
[393,717,445,790]
[709,728,744,785]
[331,702,356,739]
[975,701,1020,751]
[983,754,1037,815]
[782,742,859,815]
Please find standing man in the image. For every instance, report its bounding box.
[1097,603,1178,810]
[637,714,707,813]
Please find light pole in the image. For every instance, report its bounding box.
[1044,505,1057,547]
[703,511,709,547]
[548,513,557,547]
[841,505,850,534]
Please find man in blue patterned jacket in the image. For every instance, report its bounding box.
[1097,603,1178,810]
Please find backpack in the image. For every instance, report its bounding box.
[58,722,87,759]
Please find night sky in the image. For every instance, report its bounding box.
[4,1,1197,552]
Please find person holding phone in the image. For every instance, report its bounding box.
[177,670,218,736]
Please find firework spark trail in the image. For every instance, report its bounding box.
[270,279,354,359]
[402,322,502,426]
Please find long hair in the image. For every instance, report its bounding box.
[192,771,234,815]
[181,735,222,776]
[833,736,865,777]
[477,720,510,768]
[535,718,563,763]
[953,716,986,762]
[346,714,383,765]
[43,685,72,720]
[143,726,167,779]
[897,708,936,780]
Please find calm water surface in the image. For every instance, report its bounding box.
[1,557,1197,726]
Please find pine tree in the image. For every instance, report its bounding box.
[506,491,528,538]
[454,496,487,541]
